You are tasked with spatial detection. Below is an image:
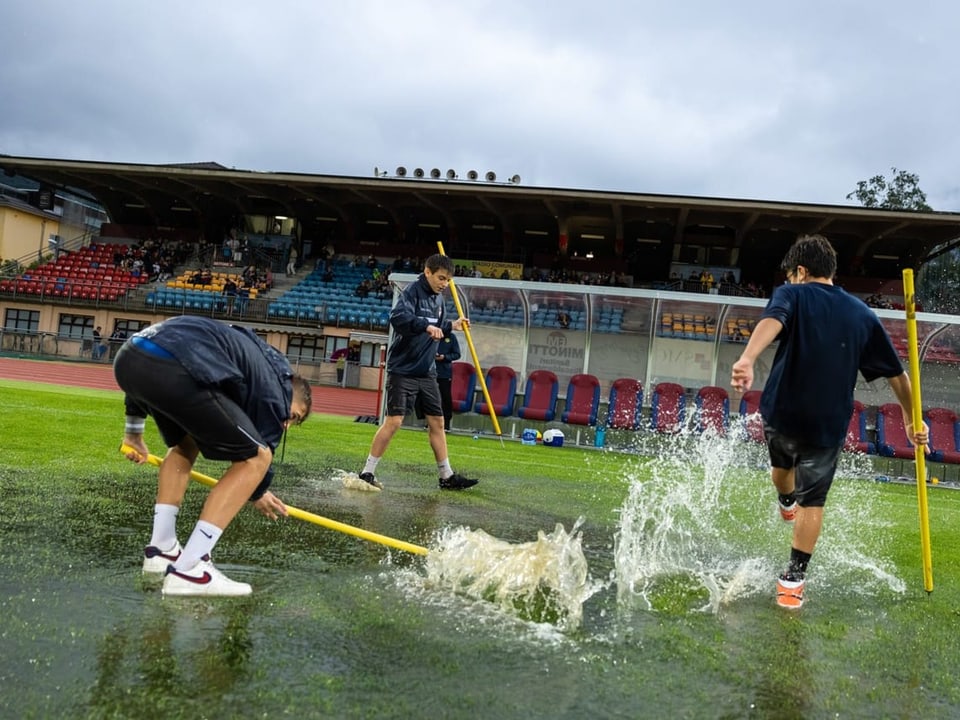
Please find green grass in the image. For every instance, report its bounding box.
[3,379,960,719]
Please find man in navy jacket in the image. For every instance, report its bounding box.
[115,316,312,596]
[358,254,478,491]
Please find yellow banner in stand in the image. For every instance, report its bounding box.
[452,258,523,280]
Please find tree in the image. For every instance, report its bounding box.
[917,246,960,314]
[846,167,932,212]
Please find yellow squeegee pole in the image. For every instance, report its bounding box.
[437,241,502,437]
[119,445,428,556]
[902,269,933,592]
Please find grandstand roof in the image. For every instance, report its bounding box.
[2,154,959,279]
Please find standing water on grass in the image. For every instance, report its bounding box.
[612,420,904,615]
[390,418,902,631]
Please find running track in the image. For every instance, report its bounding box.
[0,357,380,417]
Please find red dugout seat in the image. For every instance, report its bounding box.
[561,373,601,426]
[450,362,477,413]
[650,382,686,433]
[738,390,765,443]
[474,365,518,417]
[695,386,729,436]
[607,378,643,430]
[517,370,559,422]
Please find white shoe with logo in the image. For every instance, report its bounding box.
[162,556,252,596]
[142,541,182,575]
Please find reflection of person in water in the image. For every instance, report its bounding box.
[750,616,814,717]
[89,600,254,709]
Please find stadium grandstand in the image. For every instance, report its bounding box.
[2,155,960,479]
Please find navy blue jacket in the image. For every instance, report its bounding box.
[126,316,293,499]
[436,331,461,380]
[387,274,451,377]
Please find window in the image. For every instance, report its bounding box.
[58,313,95,339]
[112,318,148,337]
[4,308,40,332]
[288,335,326,363]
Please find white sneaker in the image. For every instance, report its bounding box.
[142,541,182,575]
[162,557,252,597]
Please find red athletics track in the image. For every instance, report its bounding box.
[0,357,380,418]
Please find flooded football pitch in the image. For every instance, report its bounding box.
[3,410,960,719]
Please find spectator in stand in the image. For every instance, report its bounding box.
[354,279,371,299]
[557,310,571,329]
[286,245,298,276]
[700,269,714,293]
[331,346,349,384]
[234,238,245,267]
[865,293,892,309]
[92,326,107,360]
[322,242,336,268]
[374,272,390,299]
[109,326,128,359]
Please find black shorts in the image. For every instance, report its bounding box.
[763,424,842,507]
[385,373,442,417]
[114,343,267,462]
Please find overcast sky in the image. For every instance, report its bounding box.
[2,1,958,210]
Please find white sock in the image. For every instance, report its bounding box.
[174,520,223,572]
[149,504,179,549]
[438,459,453,479]
[362,455,381,475]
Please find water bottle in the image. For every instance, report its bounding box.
[594,426,606,448]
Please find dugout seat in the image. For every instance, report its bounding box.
[650,382,686,434]
[607,378,643,430]
[474,365,518,417]
[876,402,917,459]
[561,373,601,426]
[738,390,765,443]
[695,385,729,436]
[927,407,960,464]
[517,370,559,422]
[844,400,876,454]
[450,362,477,413]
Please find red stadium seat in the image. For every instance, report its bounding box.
[696,385,729,436]
[474,365,518,417]
[876,403,916,459]
[517,370,559,422]
[450,362,477,413]
[650,382,686,433]
[927,407,960,464]
[561,373,601,426]
[607,378,643,430]
[844,400,876,454]
[738,390,765,443]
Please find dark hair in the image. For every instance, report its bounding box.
[291,374,312,423]
[424,253,455,274]
[781,234,837,279]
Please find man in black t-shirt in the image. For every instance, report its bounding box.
[731,234,929,609]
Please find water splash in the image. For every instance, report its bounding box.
[611,420,904,614]
[423,519,604,632]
